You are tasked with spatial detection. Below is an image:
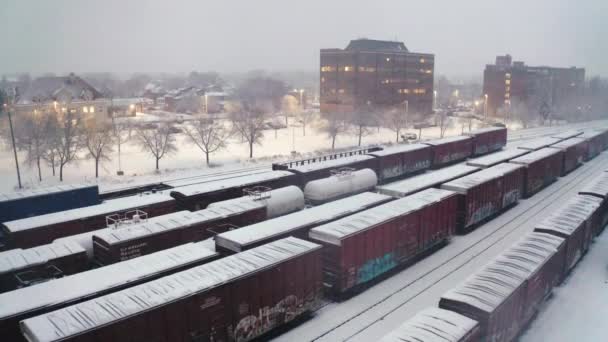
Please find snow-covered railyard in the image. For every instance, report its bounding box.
[520,230,608,341]
[272,136,608,341]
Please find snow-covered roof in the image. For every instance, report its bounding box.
[466,149,528,168]
[0,240,85,275]
[20,238,319,342]
[442,163,522,193]
[534,197,597,237]
[288,154,375,173]
[550,130,583,140]
[509,147,561,165]
[377,164,479,197]
[170,171,294,197]
[0,184,97,203]
[309,189,453,245]
[162,169,271,188]
[367,143,430,157]
[578,130,604,139]
[304,168,377,202]
[215,192,392,252]
[2,192,174,233]
[550,137,587,150]
[379,307,478,342]
[208,185,304,219]
[464,126,505,136]
[422,135,471,146]
[0,241,218,321]
[516,137,562,151]
[95,200,265,245]
[579,173,608,198]
[523,232,565,251]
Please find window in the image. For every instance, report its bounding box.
[90,106,95,113]
[413,88,426,94]
[358,66,376,72]
[505,79,511,85]
[398,89,410,94]
[425,69,433,74]
[343,66,352,72]
[420,58,425,63]
[381,79,390,84]
[338,89,345,94]
[321,66,335,72]
[505,73,511,79]
[82,106,88,113]
[321,77,325,83]
[386,57,391,62]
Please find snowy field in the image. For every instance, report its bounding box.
[270,128,608,341]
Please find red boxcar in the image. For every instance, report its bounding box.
[579,172,608,234]
[0,192,176,250]
[439,261,528,342]
[423,136,473,168]
[169,171,297,211]
[0,242,218,342]
[379,307,481,342]
[550,130,583,141]
[549,138,588,175]
[0,240,87,293]
[516,136,562,151]
[523,232,567,285]
[578,131,604,160]
[20,238,323,342]
[367,143,432,182]
[93,201,267,265]
[309,188,457,294]
[441,163,524,233]
[509,148,563,197]
[465,126,507,156]
[467,148,528,168]
[215,192,393,253]
[596,128,608,150]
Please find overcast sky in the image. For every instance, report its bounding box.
[1,0,606,78]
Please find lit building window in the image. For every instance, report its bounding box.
[505,73,511,79]
[505,79,511,85]
[398,89,410,94]
[321,66,335,72]
[426,69,433,74]
[321,77,325,83]
[338,89,345,94]
[420,58,425,63]
[343,66,352,72]
[505,93,510,99]
[386,57,391,62]
[90,106,95,113]
[82,106,88,113]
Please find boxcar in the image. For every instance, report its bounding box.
[215,192,393,254]
[169,170,296,211]
[549,138,588,175]
[0,192,176,250]
[377,164,480,198]
[309,188,457,294]
[523,232,567,285]
[303,168,377,205]
[422,136,473,168]
[379,307,481,342]
[464,126,507,156]
[516,136,561,151]
[578,131,605,160]
[0,240,87,293]
[367,143,432,182]
[0,242,218,342]
[579,173,608,232]
[439,260,529,342]
[550,129,583,140]
[20,237,322,342]
[441,163,524,233]
[466,148,528,168]
[509,148,563,197]
[0,184,100,224]
[595,128,608,150]
[93,201,267,265]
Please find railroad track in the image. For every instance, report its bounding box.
[272,150,608,342]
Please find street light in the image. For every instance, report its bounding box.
[484,94,488,120]
[3,102,22,189]
[433,90,437,111]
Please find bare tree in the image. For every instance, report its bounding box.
[84,123,114,178]
[135,123,177,171]
[281,95,298,126]
[14,112,52,181]
[298,110,316,136]
[111,118,132,174]
[321,113,347,150]
[183,118,230,165]
[231,109,266,159]
[349,108,375,146]
[437,112,453,138]
[47,110,83,181]
[384,106,408,142]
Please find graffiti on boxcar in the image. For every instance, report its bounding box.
[502,189,520,208]
[408,159,431,172]
[468,203,496,226]
[232,294,310,342]
[119,242,147,260]
[356,252,397,285]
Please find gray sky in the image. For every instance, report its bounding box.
[1,0,606,78]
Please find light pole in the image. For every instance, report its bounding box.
[433,90,437,111]
[3,103,22,189]
[484,94,488,121]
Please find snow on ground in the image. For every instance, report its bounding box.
[271,144,608,341]
[520,230,608,342]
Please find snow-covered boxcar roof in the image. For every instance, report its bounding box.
[170,171,294,197]
[0,184,97,203]
[466,149,528,168]
[549,137,587,150]
[0,240,85,275]
[516,137,562,151]
[19,238,318,342]
[162,168,271,188]
[579,173,608,198]
[1,192,174,233]
[287,154,375,173]
[215,192,392,252]
[578,130,605,139]
[422,135,471,146]
[0,241,218,320]
[509,147,561,165]
[378,307,479,342]
[464,126,505,136]
[550,130,583,140]
[442,163,522,193]
[366,143,430,157]
[377,164,479,197]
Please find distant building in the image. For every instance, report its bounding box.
[483,55,585,117]
[320,38,434,116]
[164,87,206,113]
[12,73,110,123]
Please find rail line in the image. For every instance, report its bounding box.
[278,150,608,342]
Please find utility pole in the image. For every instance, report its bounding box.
[3,103,22,189]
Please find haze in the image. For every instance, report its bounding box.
[1,0,606,77]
